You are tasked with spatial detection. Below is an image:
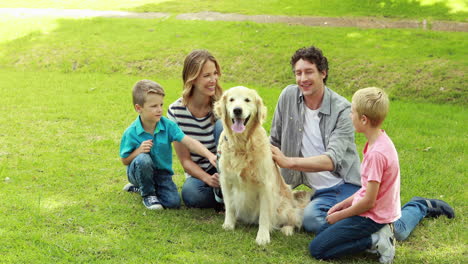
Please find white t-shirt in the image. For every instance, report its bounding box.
[301,107,343,189]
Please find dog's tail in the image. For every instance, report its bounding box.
[293,190,312,209]
[287,190,312,230]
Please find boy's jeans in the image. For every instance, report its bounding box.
[393,201,427,241]
[127,153,180,209]
[303,182,428,241]
[309,215,384,260]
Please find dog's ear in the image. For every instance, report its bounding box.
[255,91,267,124]
[214,91,230,127]
[214,92,225,119]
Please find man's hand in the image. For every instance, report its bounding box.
[138,139,153,153]
[270,145,292,169]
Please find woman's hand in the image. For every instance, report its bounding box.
[205,172,220,188]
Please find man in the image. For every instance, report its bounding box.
[270,46,454,240]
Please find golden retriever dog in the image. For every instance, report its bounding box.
[214,86,311,245]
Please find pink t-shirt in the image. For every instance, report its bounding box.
[352,130,401,224]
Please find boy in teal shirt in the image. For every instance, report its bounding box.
[120,80,216,210]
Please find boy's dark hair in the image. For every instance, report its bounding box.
[290,46,329,84]
[132,79,165,106]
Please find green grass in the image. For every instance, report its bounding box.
[0,0,168,11]
[132,0,468,22]
[0,17,466,105]
[0,69,466,263]
[0,5,467,264]
[1,0,467,21]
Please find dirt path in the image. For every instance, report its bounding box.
[2,8,467,32]
[177,11,468,32]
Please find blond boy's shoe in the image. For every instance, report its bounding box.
[375,224,396,264]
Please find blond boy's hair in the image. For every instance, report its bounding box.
[352,87,389,127]
[132,79,165,106]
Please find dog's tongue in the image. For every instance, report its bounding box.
[231,119,245,133]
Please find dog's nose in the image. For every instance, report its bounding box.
[233,107,242,117]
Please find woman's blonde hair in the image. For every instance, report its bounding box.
[182,50,222,106]
[352,87,389,127]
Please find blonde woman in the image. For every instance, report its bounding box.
[167,50,224,210]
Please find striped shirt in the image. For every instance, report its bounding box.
[167,98,216,177]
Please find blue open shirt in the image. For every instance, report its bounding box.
[120,116,185,175]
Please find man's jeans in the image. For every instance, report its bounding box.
[303,183,360,234]
[309,216,384,260]
[127,153,180,209]
[303,182,428,241]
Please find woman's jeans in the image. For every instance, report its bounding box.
[181,167,220,208]
[309,216,384,260]
[127,153,180,209]
[181,119,223,208]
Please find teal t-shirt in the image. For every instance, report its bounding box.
[120,116,185,175]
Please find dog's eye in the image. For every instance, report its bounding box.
[245,98,250,103]
[229,98,234,102]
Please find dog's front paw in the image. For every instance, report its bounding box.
[222,221,235,230]
[281,226,294,236]
[255,229,270,245]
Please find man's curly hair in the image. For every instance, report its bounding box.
[290,46,329,84]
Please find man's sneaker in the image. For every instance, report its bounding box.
[213,187,224,204]
[142,196,163,210]
[410,196,455,219]
[375,224,396,264]
[123,183,140,193]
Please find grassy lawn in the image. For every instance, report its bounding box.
[0,0,467,21]
[0,6,466,264]
[0,69,465,263]
[0,17,466,104]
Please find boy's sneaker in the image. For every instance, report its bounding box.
[213,187,224,204]
[123,183,140,193]
[375,224,396,264]
[142,196,163,210]
[410,196,455,219]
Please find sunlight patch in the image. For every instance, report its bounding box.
[41,196,75,210]
[347,32,362,38]
[417,0,468,13]
[0,15,58,43]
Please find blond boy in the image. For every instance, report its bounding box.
[309,87,399,263]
